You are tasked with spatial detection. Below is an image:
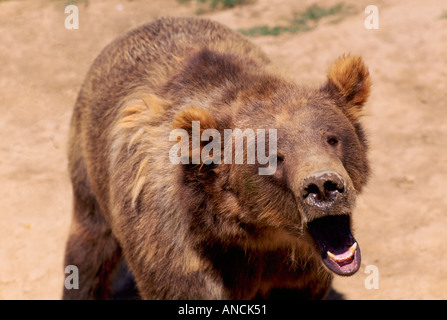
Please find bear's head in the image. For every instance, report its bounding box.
[171,52,371,276]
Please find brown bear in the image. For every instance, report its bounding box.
[63,16,371,300]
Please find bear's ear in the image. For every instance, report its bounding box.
[173,106,218,133]
[172,106,221,166]
[321,55,371,122]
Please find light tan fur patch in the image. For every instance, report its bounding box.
[327,54,371,120]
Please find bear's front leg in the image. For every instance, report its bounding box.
[63,216,121,299]
[117,233,229,299]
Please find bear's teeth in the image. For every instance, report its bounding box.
[327,242,357,263]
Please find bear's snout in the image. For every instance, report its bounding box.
[301,171,346,210]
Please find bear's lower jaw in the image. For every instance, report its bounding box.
[306,214,361,276]
[323,242,361,276]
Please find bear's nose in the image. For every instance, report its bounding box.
[301,171,345,208]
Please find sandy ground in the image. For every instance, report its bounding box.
[1,0,446,300]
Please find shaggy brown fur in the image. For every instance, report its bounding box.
[63,17,371,300]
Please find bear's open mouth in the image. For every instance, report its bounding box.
[306,214,361,276]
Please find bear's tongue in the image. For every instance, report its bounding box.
[327,242,357,263]
[307,215,361,276]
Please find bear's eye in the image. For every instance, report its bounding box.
[327,136,338,146]
[276,154,285,163]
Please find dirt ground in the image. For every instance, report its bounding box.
[1,0,446,300]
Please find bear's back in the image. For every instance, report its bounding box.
[80,17,270,101]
